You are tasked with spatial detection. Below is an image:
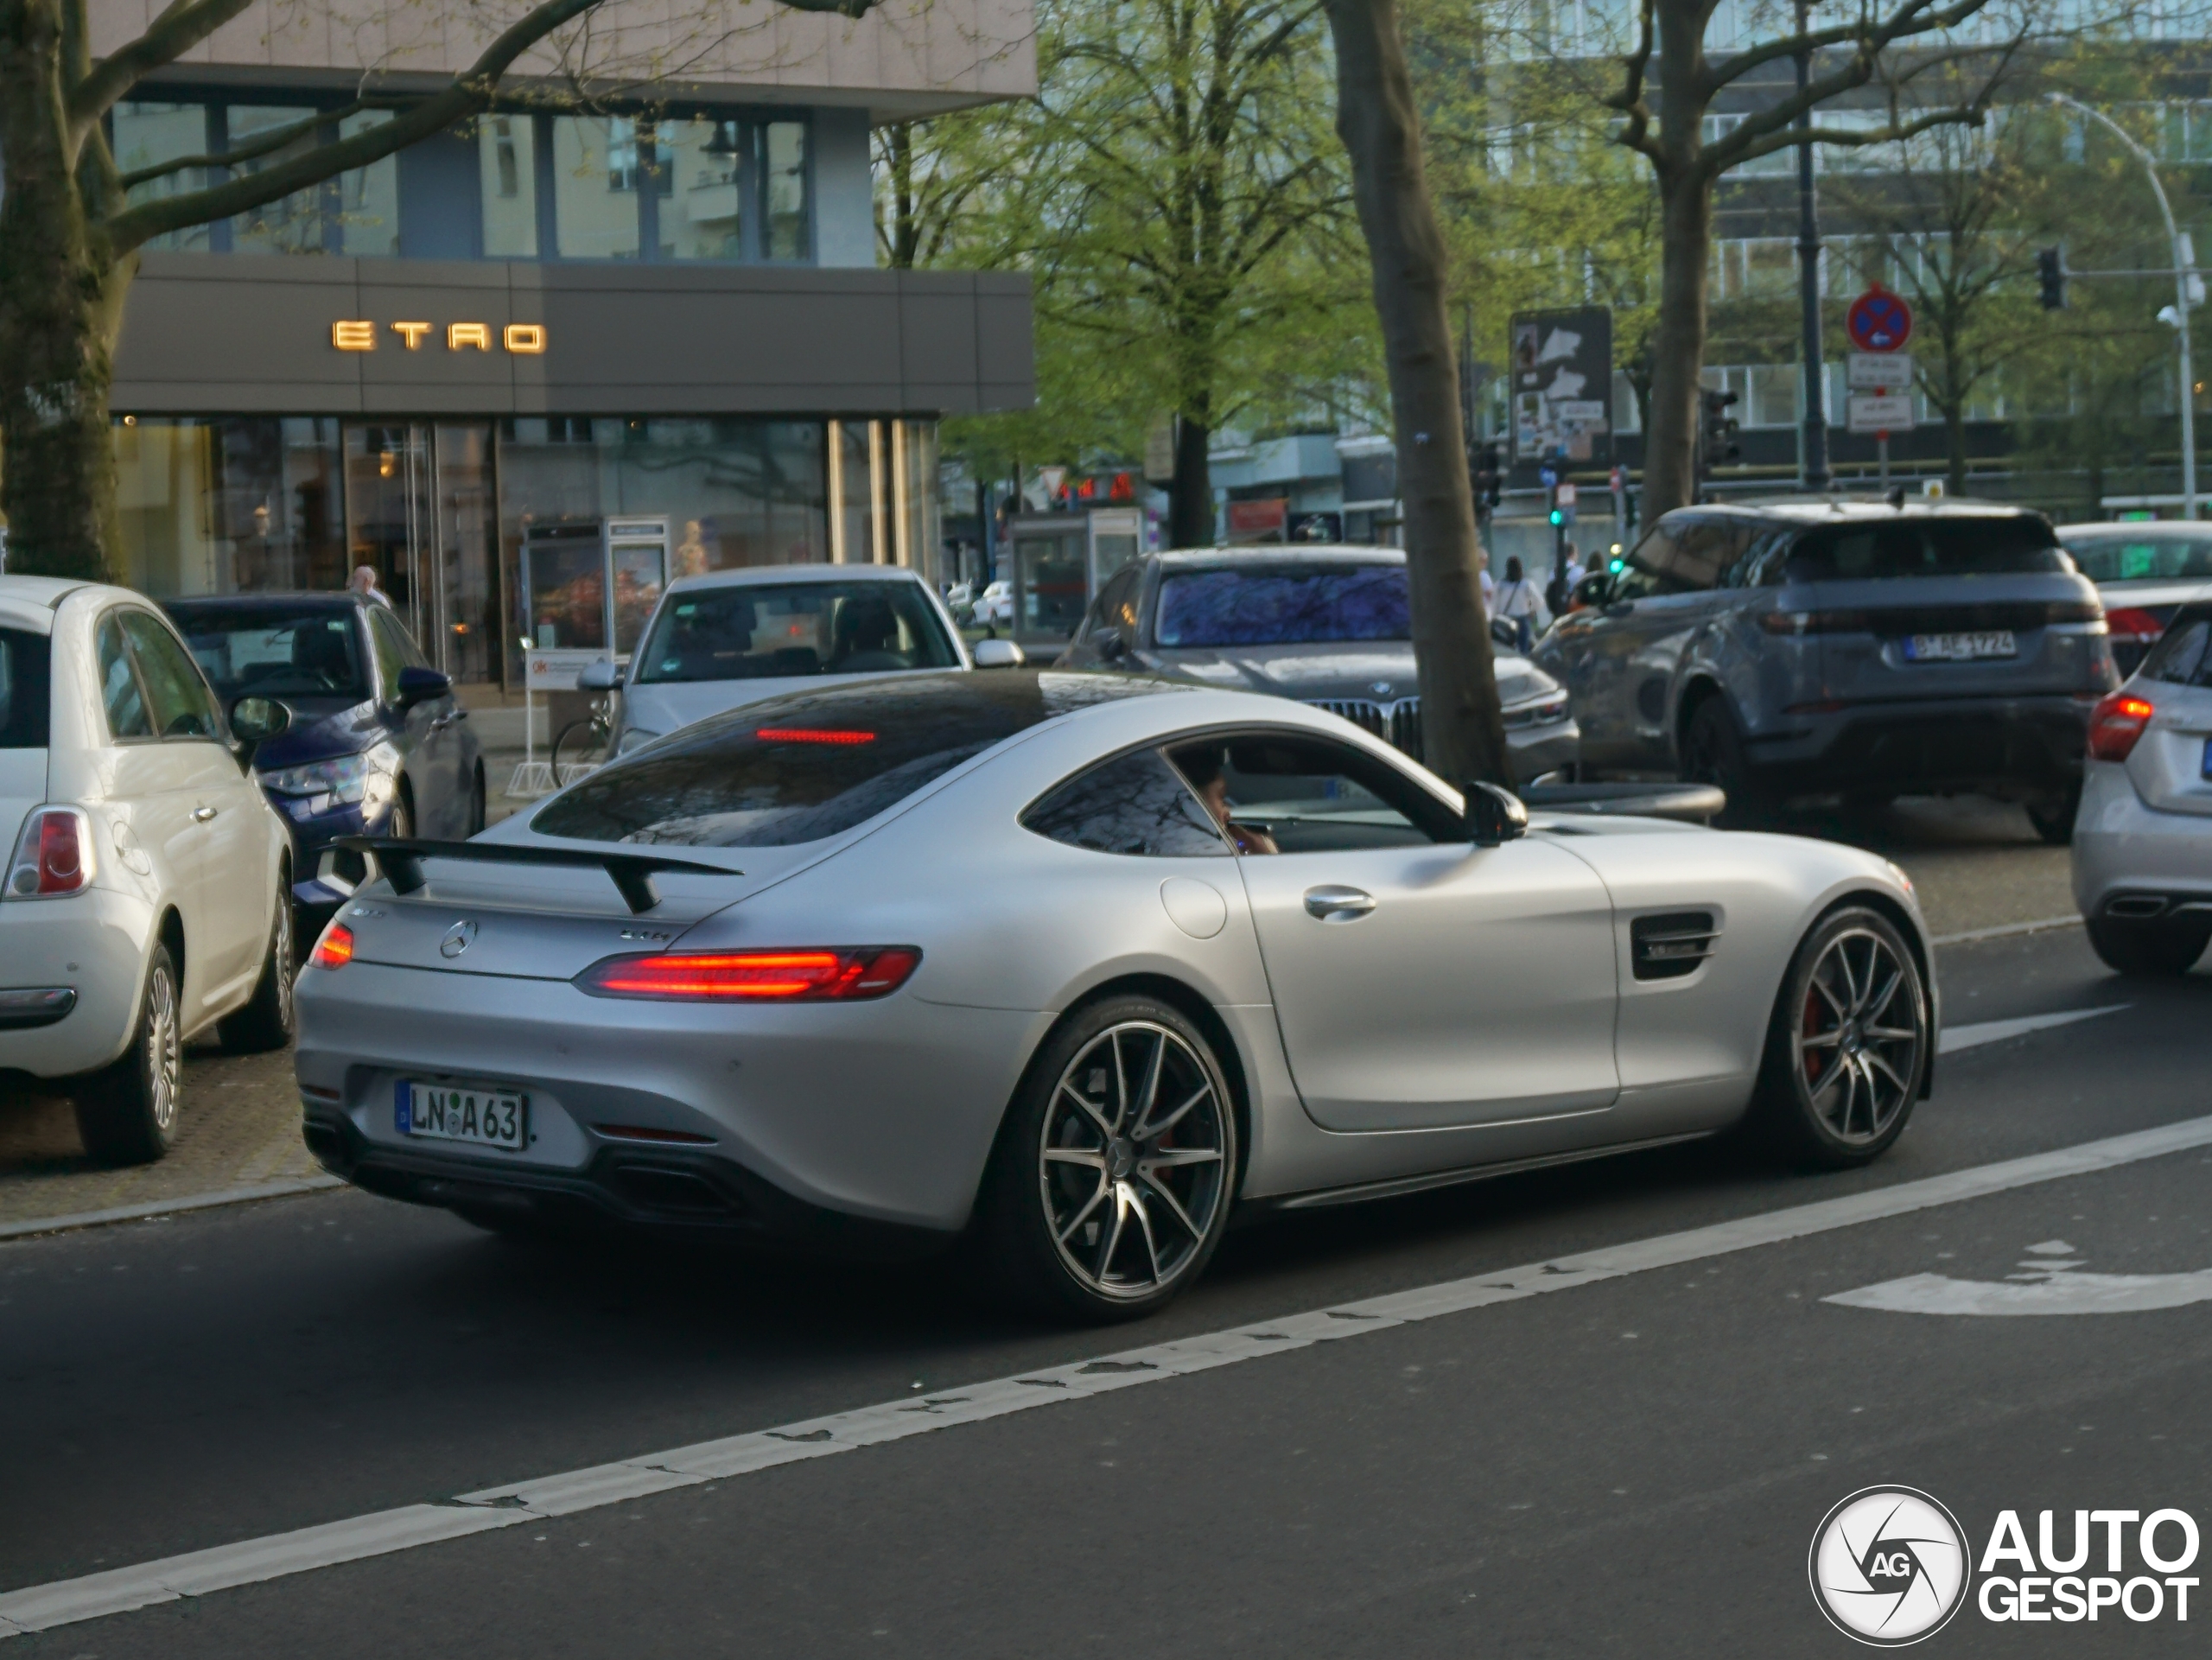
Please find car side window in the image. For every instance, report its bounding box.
[119,612,224,740]
[97,614,153,740]
[366,608,410,697]
[1021,747,1230,857]
[1165,731,1461,854]
[1676,523,1758,590]
[1092,568,1140,641]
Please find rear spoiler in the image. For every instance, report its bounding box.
[333,836,737,914]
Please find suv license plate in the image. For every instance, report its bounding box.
[1904,630,2017,662]
[398,1081,526,1151]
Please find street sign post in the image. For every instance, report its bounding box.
[1847,287,1914,353]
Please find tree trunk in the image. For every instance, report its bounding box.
[1168,404,1214,549]
[1323,0,1508,788]
[0,1,126,581]
[1643,166,1712,520]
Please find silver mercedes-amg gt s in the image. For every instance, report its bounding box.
[294,669,1936,1321]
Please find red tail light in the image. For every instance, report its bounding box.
[577,946,920,1002]
[5,806,94,899]
[2087,692,2155,762]
[308,921,356,970]
[2103,607,2168,645]
[755,728,876,746]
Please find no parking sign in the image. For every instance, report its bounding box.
[1847,286,1914,353]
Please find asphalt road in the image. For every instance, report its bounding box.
[3,924,2206,1654]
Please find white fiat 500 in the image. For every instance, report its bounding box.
[0,577,296,1163]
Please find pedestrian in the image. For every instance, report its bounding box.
[1493,556,1543,652]
[347,563,392,608]
[1477,549,1496,612]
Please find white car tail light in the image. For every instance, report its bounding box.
[5,807,96,899]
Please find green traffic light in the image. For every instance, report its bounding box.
[1548,509,1563,525]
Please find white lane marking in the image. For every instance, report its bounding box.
[10,1112,2212,1639]
[1938,1005,2126,1055]
[1829,1257,2212,1316]
[0,1178,343,1243]
[1930,915,2082,946]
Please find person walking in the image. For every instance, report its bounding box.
[1493,556,1543,652]
[346,563,393,608]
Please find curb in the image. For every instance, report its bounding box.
[0,1176,346,1242]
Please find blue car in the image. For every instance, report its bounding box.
[163,594,485,915]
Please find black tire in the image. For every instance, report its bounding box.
[1680,696,1773,828]
[467,763,487,836]
[218,887,296,1053]
[974,995,1238,1323]
[2024,787,2081,847]
[552,719,612,785]
[2086,916,2210,976]
[74,943,184,1167]
[1745,906,1929,1169]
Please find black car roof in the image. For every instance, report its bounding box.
[1674,499,2046,527]
[164,591,363,611]
[1154,544,1404,569]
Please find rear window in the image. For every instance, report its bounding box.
[2063,533,2212,583]
[0,629,51,749]
[635,581,958,684]
[169,606,368,702]
[1155,565,1408,648]
[2139,612,2212,687]
[1784,518,2067,582]
[531,671,1184,846]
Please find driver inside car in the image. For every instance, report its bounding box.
[1173,745,1279,855]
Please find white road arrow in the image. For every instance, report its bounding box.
[1827,1241,2212,1317]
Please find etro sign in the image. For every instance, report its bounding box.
[330,321,547,354]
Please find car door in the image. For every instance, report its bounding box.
[1166,729,1618,1132]
[369,607,458,833]
[118,609,272,1008]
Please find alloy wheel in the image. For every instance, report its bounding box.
[274,900,296,1030]
[1038,1021,1229,1301]
[146,964,181,1135]
[1793,926,1923,1145]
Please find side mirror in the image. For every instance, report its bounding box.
[1462,780,1529,847]
[1573,572,1613,609]
[576,658,621,691]
[1096,632,1128,661]
[395,664,453,709]
[229,695,292,765]
[972,639,1026,669]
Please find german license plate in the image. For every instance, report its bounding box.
[397,1080,526,1151]
[1903,630,2016,661]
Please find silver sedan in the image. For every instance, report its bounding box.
[295,671,1936,1321]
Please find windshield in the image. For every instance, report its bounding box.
[532,671,1182,847]
[1783,518,2066,582]
[1154,566,1409,649]
[2063,533,2212,583]
[171,608,368,701]
[635,580,958,684]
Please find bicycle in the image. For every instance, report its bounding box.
[550,691,615,785]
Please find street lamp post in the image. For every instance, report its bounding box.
[2047,92,2197,521]
[1796,0,1831,491]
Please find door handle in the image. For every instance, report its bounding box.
[1303,885,1376,922]
[192,805,218,823]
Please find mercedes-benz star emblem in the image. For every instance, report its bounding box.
[439,919,478,959]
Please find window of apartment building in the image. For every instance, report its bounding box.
[1702,114,1794,177]
[112,102,213,253]
[1709,239,1797,301]
[549,112,809,263]
[479,115,538,258]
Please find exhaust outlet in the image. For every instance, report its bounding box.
[2106,894,2170,919]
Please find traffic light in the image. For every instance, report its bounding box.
[1700,388,1741,465]
[1548,506,1564,527]
[2037,246,2067,311]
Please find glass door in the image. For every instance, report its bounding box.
[344,422,499,677]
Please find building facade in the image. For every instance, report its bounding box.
[87,0,1038,684]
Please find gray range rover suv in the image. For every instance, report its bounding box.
[1533,500,2116,840]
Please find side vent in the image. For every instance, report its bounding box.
[1632,911,1718,981]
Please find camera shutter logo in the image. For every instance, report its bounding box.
[1809,1487,1970,1645]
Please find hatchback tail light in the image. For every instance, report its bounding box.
[576,947,921,1002]
[308,921,356,970]
[2087,691,2156,762]
[4,806,95,899]
[2103,607,2168,646]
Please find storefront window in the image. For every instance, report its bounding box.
[335,111,399,257]
[113,417,344,596]
[552,117,642,260]
[479,115,537,257]
[657,118,745,260]
[227,105,325,254]
[112,102,213,253]
[762,120,808,259]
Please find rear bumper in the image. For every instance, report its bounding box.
[1745,694,2093,797]
[2072,760,2212,919]
[0,888,153,1079]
